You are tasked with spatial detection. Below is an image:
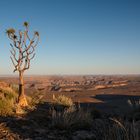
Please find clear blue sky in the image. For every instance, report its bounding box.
[0,0,140,75]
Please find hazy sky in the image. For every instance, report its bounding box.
[0,0,140,75]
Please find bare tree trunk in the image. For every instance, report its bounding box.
[18,71,28,107]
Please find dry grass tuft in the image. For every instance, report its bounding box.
[0,86,18,116]
[102,118,140,140]
[0,99,14,116]
[53,94,74,107]
[51,108,92,130]
[128,99,140,109]
[50,95,92,130]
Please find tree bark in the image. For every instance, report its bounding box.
[18,71,28,107]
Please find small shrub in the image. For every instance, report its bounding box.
[53,94,74,107]
[51,108,93,130]
[27,92,44,110]
[108,118,129,140]
[0,86,17,116]
[0,99,14,116]
[127,99,140,121]
[51,95,93,130]
[0,87,18,100]
[128,99,140,109]
[102,118,140,140]
[71,109,93,130]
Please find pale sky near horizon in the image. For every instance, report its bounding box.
[0,0,140,75]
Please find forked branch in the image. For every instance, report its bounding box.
[6,22,39,73]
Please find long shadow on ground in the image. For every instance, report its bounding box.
[0,94,140,139]
[79,94,140,115]
[0,103,52,139]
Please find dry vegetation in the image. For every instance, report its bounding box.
[0,76,140,140]
[0,83,18,116]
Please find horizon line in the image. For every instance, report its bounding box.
[0,74,140,77]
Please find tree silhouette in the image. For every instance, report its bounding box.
[6,22,39,107]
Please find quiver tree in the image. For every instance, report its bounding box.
[6,22,39,107]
